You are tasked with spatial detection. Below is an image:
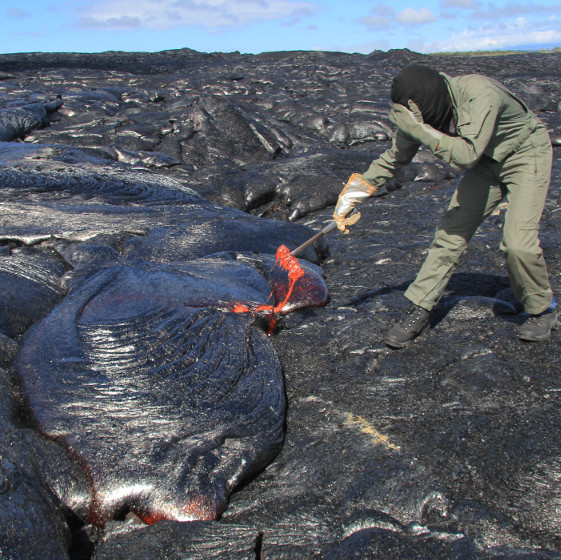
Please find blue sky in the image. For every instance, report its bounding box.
[2,0,561,55]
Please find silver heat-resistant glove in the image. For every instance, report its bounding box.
[333,173,377,233]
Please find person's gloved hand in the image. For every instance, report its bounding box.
[333,173,377,233]
[389,100,444,152]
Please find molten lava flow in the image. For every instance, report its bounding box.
[232,245,306,322]
[271,245,306,312]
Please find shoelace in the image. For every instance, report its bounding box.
[402,308,427,328]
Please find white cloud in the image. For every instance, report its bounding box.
[471,1,561,19]
[360,14,392,30]
[360,5,397,30]
[440,0,476,8]
[77,0,319,30]
[419,17,561,52]
[396,7,435,25]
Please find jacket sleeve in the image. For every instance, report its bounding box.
[361,129,420,188]
[435,85,501,168]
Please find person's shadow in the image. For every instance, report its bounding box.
[431,272,523,327]
[351,272,522,327]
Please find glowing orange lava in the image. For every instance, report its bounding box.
[232,245,306,320]
[271,244,306,312]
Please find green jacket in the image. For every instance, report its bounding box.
[361,73,540,188]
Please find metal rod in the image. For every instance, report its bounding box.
[290,221,337,256]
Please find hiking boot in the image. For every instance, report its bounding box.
[385,304,430,348]
[518,308,558,341]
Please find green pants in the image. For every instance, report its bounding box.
[405,124,553,315]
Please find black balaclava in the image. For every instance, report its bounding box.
[390,64,452,133]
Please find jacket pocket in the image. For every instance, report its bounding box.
[455,101,487,138]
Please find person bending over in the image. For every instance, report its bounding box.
[334,64,557,348]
